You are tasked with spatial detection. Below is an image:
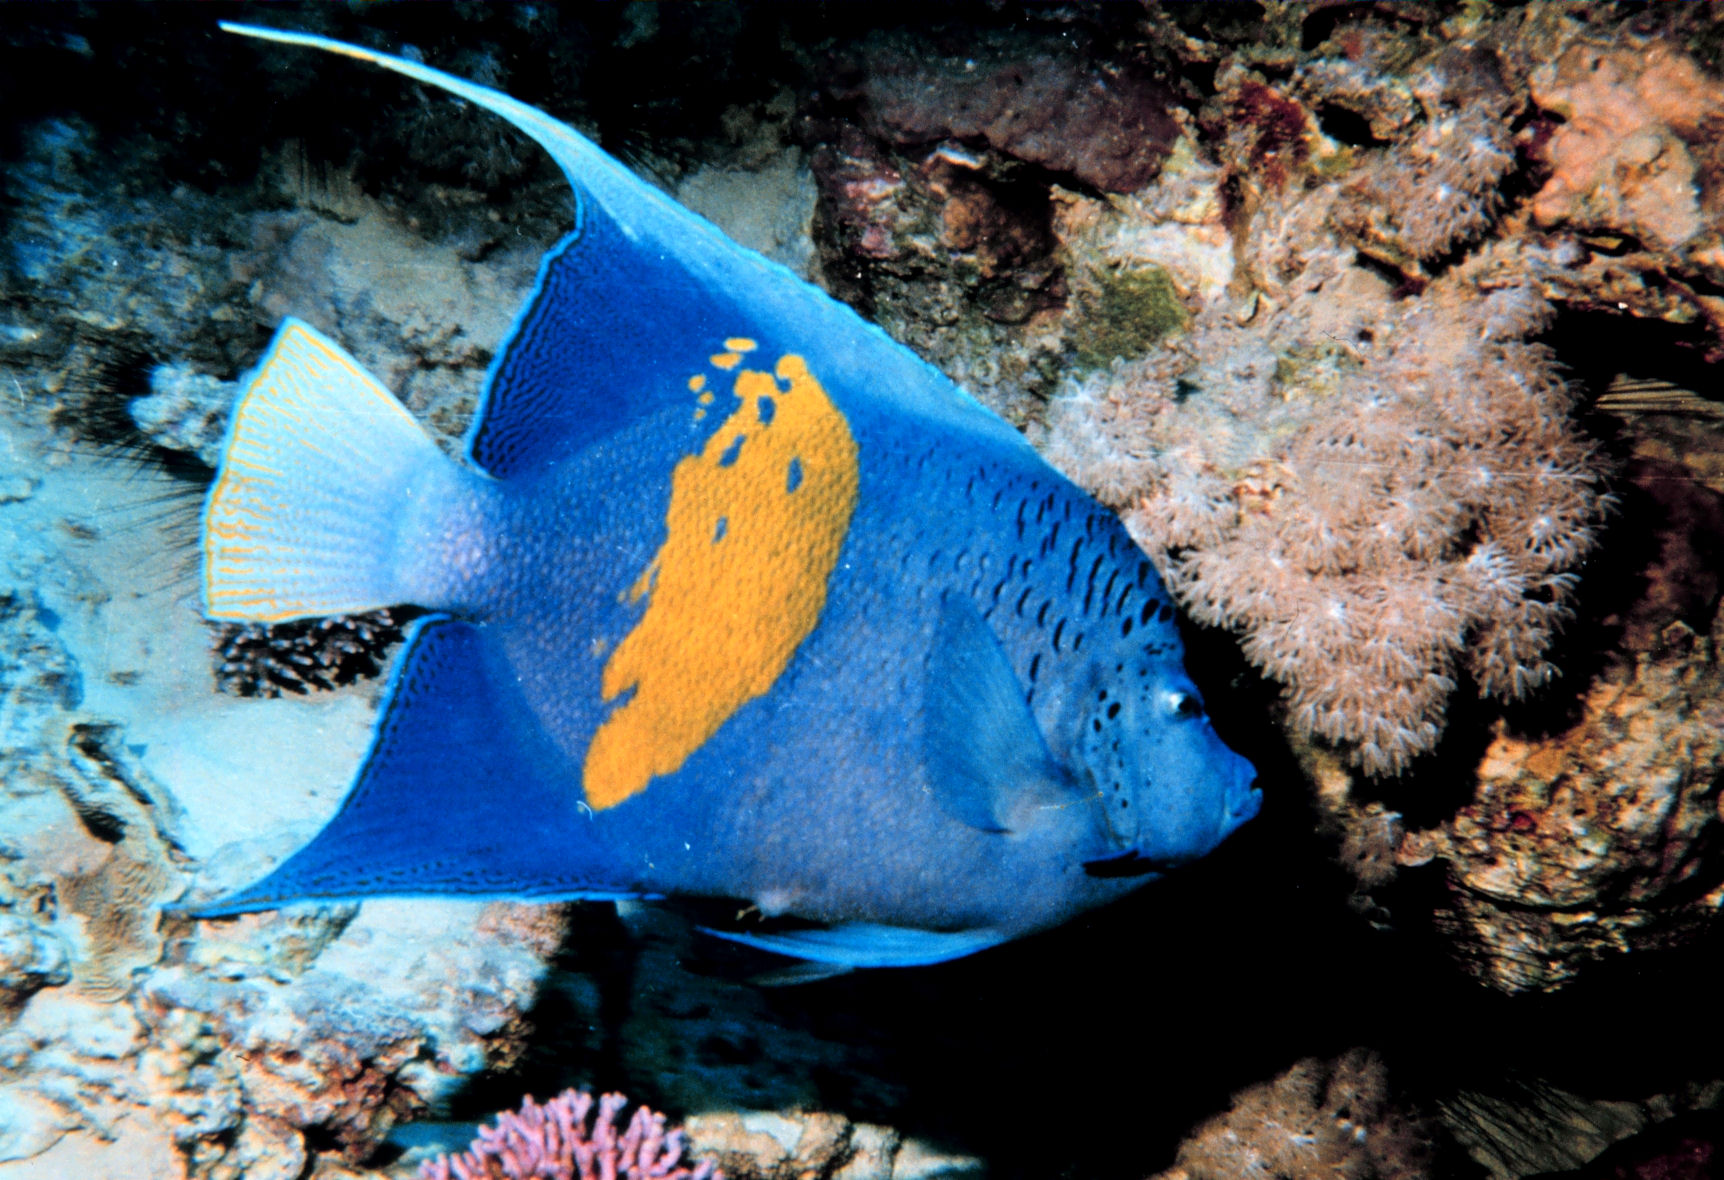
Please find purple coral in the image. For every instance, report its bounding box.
[418,1090,720,1180]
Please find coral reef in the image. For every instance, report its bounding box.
[1398,608,1724,993]
[0,93,573,1180]
[1390,416,1724,993]
[848,28,1180,194]
[1047,237,1607,776]
[1527,40,1724,255]
[1515,25,1724,351]
[5,5,1724,1179]
[416,1089,718,1180]
[1150,1049,1436,1180]
[1328,46,1520,269]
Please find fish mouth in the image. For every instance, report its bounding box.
[1227,777,1264,829]
[1081,850,1182,879]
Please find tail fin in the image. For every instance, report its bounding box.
[202,318,460,623]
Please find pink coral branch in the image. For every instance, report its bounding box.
[418,1089,719,1180]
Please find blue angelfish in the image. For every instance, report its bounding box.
[198,23,1261,967]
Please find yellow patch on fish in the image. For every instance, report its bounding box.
[582,351,860,809]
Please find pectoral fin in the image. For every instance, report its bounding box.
[923,594,1078,833]
[700,921,1007,968]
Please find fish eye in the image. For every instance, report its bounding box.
[1164,690,1204,720]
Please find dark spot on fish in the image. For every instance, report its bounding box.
[713,516,728,543]
[718,435,744,467]
[1092,718,1102,732]
[1029,653,1041,682]
[786,457,803,492]
[1107,702,1120,719]
[1101,570,1119,610]
[1140,600,1155,624]
[1121,616,1134,638]
[1052,618,1065,651]
[1016,587,1033,616]
[1073,631,1083,651]
[1082,556,1104,614]
[1036,599,1050,626]
[1098,689,1108,701]
[757,395,776,425]
[1137,560,1151,587]
[1157,602,1175,623]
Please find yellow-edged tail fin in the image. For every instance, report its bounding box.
[202,319,450,622]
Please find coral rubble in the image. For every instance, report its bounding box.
[1151,1049,1436,1180]
[683,1110,982,1180]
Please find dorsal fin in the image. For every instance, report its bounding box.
[219,22,1024,479]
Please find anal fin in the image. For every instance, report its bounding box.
[197,618,634,914]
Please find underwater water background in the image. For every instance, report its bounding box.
[2,3,1724,1179]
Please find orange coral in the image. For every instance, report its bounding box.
[1528,40,1724,251]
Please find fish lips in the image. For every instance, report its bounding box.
[1081,850,1180,879]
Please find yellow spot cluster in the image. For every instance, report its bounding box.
[582,343,859,810]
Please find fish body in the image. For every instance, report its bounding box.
[199,25,1260,966]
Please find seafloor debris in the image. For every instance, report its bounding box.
[416,1089,718,1180]
[1150,1049,1437,1180]
[683,1109,983,1180]
[1436,1075,1724,1180]
[128,364,235,469]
